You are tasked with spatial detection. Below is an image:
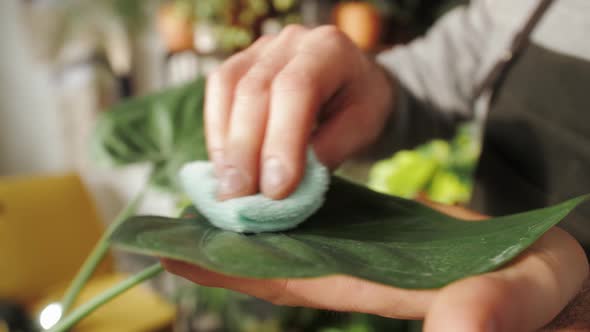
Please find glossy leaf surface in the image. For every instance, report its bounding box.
[110,177,586,289]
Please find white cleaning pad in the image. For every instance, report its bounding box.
[179,151,330,233]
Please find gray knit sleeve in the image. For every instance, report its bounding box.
[373,0,493,152]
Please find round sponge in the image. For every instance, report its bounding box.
[179,150,330,233]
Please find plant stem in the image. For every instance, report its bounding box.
[49,263,164,332]
[60,184,148,314]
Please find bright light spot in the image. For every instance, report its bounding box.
[39,302,62,330]
[194,23,217,53]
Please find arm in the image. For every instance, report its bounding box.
[164,209,589,332]
[374,0,494,151]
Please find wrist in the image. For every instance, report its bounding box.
[368,56,398,122]
[353,58,404,160]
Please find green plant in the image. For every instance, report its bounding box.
[169,0,301,52]
[368,122,480,205]
[111,177,586,289]
[49,79,208,331]
[51,77,586,332]
[42,0,157,59]
[92,78,208,192]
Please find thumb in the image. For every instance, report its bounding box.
[424,228,588,332]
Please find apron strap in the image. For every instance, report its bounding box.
[473,0,555,100]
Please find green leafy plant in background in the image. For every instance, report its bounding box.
[170,0,301,53]
[38,0,157,64]
[92,78,208,191]
[368,123,480,205]
[49,78,207,331]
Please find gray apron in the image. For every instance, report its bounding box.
[471,43,590,252]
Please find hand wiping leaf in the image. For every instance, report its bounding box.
[93,78,587,290]
[51,74,587,332]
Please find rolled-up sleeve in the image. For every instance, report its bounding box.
[374,0,493,151]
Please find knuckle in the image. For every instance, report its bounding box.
[280,24,306,38]
[208,68,232,89]
[472,275,514,301]
[250,55,281,76]
[538,228,589,278]
[252,34,274,46]
[235,70,272,98]
[209,52,250,84]
[315,25,346,40]
[533,247,562,275]
[272,70,315,94]
[224,51,249,67]
[527,247,564,296]
[302,25,350,52]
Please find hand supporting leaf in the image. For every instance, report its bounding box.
[111,177,587,289]
[161,226,589,332]
[110,178,589,331]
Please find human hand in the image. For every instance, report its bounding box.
[163,209,589,331]
[205,25,395,200]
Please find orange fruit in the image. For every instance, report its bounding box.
[157,2,195,53]
[333,2,382,51]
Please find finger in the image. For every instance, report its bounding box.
[312,63,393,169]
[261,26,357,198]
[424,227,589,332]
[162,259,436,319]
[219,25,307,200]
[311,101,372,170]
[205,35,273,175]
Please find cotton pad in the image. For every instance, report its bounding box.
[179,150,330,233]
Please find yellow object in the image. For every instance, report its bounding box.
[0,173,112,304]
[333,2,382,51]
[37,273,175,332]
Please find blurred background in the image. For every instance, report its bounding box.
[0,0,470,331]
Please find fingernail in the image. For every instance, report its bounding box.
[262,157,286,195]
[218,167,246,198]
[211,150,224,176]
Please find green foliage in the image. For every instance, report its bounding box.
[57,0,156,32]
[108,0,153,30]
[368,123,480,205]
[368,151,438,198]
[173,0,300,52]
[111,177,586,289]
[427,170,470,204]
[273,0,297,12]
[92,78,208,192]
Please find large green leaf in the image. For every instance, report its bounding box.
[92,78,208,191]
[110,177,586,289]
